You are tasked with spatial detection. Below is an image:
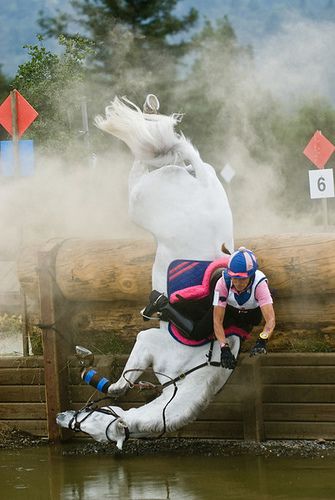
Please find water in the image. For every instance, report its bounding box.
[1,446,335,500]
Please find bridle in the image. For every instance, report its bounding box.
[68,398,130,443]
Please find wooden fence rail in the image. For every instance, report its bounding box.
[1,353,335,441]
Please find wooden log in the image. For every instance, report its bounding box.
[236,233,335,297]
[56,239,155,301]
[69,300,151,341]
[18,238,155,302]
[18,234,335,304]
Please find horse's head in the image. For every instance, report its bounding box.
[56,408,129,450]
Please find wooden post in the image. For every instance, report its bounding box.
[37,240,72,441]
[322,198,329,229]
[242,357,264,441]
[20,288,29,357]
[10,89,20,176]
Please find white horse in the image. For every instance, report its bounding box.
[56,95,237,449]
[95,96,234,292]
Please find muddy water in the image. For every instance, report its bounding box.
[1,446,335,500]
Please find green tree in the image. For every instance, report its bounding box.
[38,0,198,105]
[0,65,11,103]
[175,16,253,160]
[12,35,95,159]
[269,98,335,220]
[175,15,335,223]
[0,66,12,140]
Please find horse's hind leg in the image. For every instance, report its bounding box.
[108,329,155,396]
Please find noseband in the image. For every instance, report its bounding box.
[68,401,130,443]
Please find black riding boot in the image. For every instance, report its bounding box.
[142,290,194,337]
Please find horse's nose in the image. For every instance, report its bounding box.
[56,412,66,424]
[56,410,74,426]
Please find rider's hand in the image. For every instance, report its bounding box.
[249,338,267,357]
[220,344,237,370]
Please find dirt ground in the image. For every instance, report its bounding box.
[2,425,335,458]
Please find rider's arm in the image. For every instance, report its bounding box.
[256,280,275,339]
[260,303,276,339]
[213,305,227,345]
[212,277,229,346]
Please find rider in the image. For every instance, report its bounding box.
[213,247,275,369]
[142,247,275,370]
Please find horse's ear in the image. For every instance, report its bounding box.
[221,243,231,255]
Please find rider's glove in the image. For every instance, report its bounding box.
[249,338,267,357]
[220,344,237,370]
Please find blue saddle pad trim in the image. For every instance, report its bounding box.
[167,259,212,298]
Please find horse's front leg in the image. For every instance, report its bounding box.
[108,329,155,396]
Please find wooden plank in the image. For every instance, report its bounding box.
[0,386,45,402]
[0,368,44,385]
[261,353,335,366]
[263,403,335,422]
[69,385,157,404]
[69,382,245,405]
[264,421,335,440]
[262,366,335,384]
[0,356,44,368]
[1,419,48,436]
[274,295,335,325]
[263,384,335,403]
[200,403,242,421]
[0,402,46,419]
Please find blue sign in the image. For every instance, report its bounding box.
[0,140,35,176]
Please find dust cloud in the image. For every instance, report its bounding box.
[0,149,149,259]
[1,12,334,260]
[179,13,335,239]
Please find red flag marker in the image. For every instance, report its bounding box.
[0,90,38,137]
[303,130,335,169]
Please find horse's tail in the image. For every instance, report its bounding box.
[94,96,182,162]
[95,96,212,184]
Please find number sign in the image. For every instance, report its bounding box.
[308,169,334,199]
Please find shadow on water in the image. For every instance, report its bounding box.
[1,445,335,499]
